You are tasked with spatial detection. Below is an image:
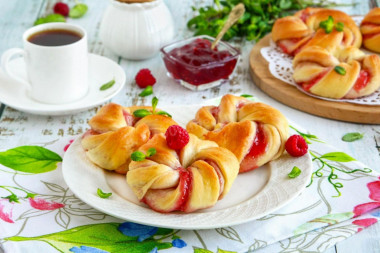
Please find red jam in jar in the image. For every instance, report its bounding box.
[161,35,240,90]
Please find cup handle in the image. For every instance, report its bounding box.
[1,48,31,90]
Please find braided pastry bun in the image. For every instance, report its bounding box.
[272,8,361,56]
[81,103,177,174]
[293,45,380,99]
[186,94,289,173]
[361,7,380,53]
[127,133,239,213]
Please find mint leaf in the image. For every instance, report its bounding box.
[288,166,301,178]
[133,109,152,118]
[151,96,158,114]
[320,152,356,162]
[0,146,62,173]
[100,79,115,91]
[34,14,65,26]
[138,86,153,97]
[156,111,172,118]
[131,151,146,162]
[342,132,363,142]
[146,148,156,157]
[97,188,112,199]
[240,94,253,98]
[334,66,346,75]
[69,3,88,19]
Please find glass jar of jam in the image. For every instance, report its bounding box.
[161,35,240,91]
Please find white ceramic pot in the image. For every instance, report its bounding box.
[100,0,174,60]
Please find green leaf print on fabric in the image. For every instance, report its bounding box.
[5,223,173,253]
[320,152,356,162]
[0,146,62,173]
[308,151,372,197]
[294,212,354,235]
[194,249,237,253]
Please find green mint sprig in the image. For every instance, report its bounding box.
[187,0,352,42]
[133,97,172,118]
[319,16,345,34]
[131,148,157,162]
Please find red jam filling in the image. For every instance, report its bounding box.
[206,159,224,197]
[163,38,238,86]
[354,70,370,92]
[277,38,305,55]
[178,168,193,212]
[210,106,219,120]
[363,33,380,40]
[239,123,267,173]
[122,110,134,126]
[301,70,329,91]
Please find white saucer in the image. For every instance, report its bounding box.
[0,53,125,115]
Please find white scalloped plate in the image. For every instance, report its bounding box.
[62,105,312,230]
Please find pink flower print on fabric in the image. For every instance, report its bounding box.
[352,218,378,232]
[29,197,65,210]
[64,139,75,152]
[353,176,380,217]
[0,199,14,223]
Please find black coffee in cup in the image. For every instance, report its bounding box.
[28,29,82,46]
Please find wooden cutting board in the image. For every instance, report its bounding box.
[249,34,380,124]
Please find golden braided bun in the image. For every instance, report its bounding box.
[186,94,289,173]
[81,103,177,174]
[127,133,239,213]
[293,45,380,99]
[361,7,380,53]
[272,8,361,55]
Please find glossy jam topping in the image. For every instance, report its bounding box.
[178,168,192,212]
[354,70,370,92]
[239,123,267,173]
[301,70,329,91]
[163,38,238,86]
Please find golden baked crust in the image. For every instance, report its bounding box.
[293,46,380,99]
[272,8,361,56]
[82,103,177,173]
[186,94,289,173]
[361,7,380,53]
[126,133,239,213]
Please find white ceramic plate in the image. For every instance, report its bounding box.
[0,53,125,115]
[62,105,313,230]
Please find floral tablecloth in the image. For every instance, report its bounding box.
[0,125,379,253]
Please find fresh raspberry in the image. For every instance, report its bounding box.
[53,2,69,17]
[285,135,308,157]
[165,125,190,150]
[135,69,156,88]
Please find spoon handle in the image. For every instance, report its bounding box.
[211,3,245,50]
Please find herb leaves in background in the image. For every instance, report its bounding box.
[34,14,66,26]
[342,132,364,142]
[69,3,88,19]
[187,0,351,42]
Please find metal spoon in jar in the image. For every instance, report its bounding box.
[211,3,246,50]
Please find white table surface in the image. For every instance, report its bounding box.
[0,0,379,252]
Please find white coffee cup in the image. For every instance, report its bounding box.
[1,23,88,104]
